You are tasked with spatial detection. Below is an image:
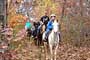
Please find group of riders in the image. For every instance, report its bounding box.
[25,12,60,42]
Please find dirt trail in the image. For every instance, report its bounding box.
[14,39,90,60]
[0,38,90,60]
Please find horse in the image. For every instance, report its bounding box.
[25,22,32,40]
[35,22,46,46]
[48,20,60,60]
[31,21,40,38]
[42,20,60,60]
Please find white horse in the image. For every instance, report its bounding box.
[48,20,60,60]
[42,20,60,60]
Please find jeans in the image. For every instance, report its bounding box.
[45,29,50,39]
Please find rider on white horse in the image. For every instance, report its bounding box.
[43,14,56,41]
[42,14,60,60]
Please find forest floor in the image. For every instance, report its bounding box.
[8,38,90,60]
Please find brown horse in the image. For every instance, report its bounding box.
[35,24,46,46]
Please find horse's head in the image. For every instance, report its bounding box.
[37,21,46,33]
[52,20,59,33]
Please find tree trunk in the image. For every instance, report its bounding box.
[61,0,67,18]
[80,0,83,16]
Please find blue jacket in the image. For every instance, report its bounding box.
[46,20,53,32]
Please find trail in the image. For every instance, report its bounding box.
[0,32,90,60]
[14,39,90,60]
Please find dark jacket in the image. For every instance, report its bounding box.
[40,16,49,26]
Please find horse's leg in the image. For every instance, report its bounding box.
[38,34,41,46]
[54,33,59,60]
[49,44,53,60]
[44,42,48,60]
[54,44,58,60]
[40,34,42,45]
[36,37,38,46]
[28,31,31,40]
[29,34,30,40]
[37,34,41,46]
[38,38,40,46]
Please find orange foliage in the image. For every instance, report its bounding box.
[9,14,27,28]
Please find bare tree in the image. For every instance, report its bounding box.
[80,0,83,16]
[61,0,67,18]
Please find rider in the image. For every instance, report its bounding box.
[32,21,40,37]
[36,11,49,36]
[45,14,56,39]
[40,11,49,30]
[25,18,32,33]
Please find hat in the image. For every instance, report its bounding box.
[50,14,56,17]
